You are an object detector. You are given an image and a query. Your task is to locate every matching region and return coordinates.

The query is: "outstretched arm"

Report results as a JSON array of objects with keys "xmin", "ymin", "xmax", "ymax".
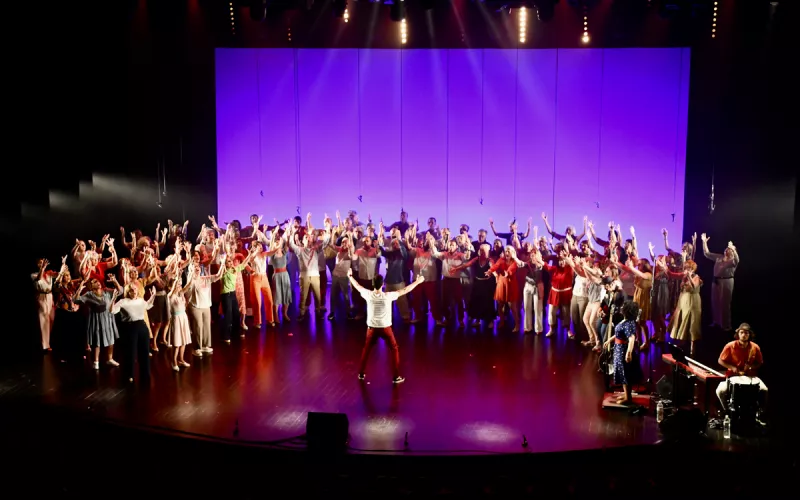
[
  {"xmin": 347, "ymin": 269, "xmax": 367, "ymax": 295},
  {"xmin": 396, "ymin": 275, "xmax": 425, "ymax": 297},
  {"xmin": 541, "ymin": 212, "xmax": 564, "ymax": 240},
  {"xmin": 701, "ymin": 233, "xmax": 723, "ymax": 261}
]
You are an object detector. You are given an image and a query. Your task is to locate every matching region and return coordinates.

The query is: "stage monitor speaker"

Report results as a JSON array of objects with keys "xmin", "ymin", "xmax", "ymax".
[
  {"xmin": 659, "ymin": 407, "xmax": 708, "ymax": 442},
  {"xmin": 306, "ymin": 412, "xmax": 349, "ymax": 452}
]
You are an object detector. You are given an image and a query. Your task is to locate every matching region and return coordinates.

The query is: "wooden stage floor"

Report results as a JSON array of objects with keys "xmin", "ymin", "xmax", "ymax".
[{"xmin": 0, "ymin": 313, "xmax": 689, "ymax": 455}]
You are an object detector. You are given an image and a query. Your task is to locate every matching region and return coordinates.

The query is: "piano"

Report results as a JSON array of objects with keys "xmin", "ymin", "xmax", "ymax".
[{"xmin": 662, "ymin": 352, "xmax": 725, "ymax": 413}]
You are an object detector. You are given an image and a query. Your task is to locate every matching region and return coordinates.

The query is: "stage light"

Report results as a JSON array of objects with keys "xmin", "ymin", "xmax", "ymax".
[
  {"xmin": 519, "ymin": 6, "xmax": 527, "ymax": 44},
  {"xmin": 582, "ymin": 7, "xmax": 589, "ymax": 45},
  {"xmin": 401, "ymin": 17, "xmax": 407, "ymax": 44},
  {"xmin": 344, "ymin": 8, "xmax": 349, "ymax": 22},
  {"xmin": 711, "ymin": 1, "xmax": 718, "ymax": 38},
  {"xmin": 229, "ymin": 2, "xmax": 235, "ymax": 35}
]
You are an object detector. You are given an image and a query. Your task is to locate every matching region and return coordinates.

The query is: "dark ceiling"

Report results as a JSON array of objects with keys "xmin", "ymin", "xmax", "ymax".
[{"xmin": 142, "ymin": 0, "xmax": 784, "ymax": 50}]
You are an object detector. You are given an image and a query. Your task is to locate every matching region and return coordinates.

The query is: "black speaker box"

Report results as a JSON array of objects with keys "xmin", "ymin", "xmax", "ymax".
[{"xmin": 306, "ymin": 412, "xmax": 349, "ymax": 452}]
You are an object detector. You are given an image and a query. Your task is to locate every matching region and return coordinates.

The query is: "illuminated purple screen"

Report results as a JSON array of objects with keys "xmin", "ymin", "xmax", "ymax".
[{"xmin": 216, "ymin": 48, "xmax": 689, "ymax": 248}]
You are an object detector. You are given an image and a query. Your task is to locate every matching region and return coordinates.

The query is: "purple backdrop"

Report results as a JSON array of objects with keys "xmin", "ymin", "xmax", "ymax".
[{"xmin": 216, "ymin": 48, "xmax": 689, "ymax": 249}]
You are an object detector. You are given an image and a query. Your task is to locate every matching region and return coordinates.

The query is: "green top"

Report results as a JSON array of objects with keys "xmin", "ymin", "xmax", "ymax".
[{"xmin": 221, "ymin": 264, "xmax": 245, "ymax": 294}]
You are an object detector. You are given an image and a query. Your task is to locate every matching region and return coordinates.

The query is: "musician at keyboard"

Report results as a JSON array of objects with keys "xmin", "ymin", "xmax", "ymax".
[{"xmin": 716, "ymin": 323, "xmax": 767, "ymax": 413}]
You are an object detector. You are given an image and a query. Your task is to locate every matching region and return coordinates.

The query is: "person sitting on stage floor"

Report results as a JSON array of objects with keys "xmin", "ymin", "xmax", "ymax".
[
  {"xmin": 347, "ymin": 269, "xmax": 424, "ymax": 384},
  {"xmin": 716, "ymin": 323, "xmax": 767, "ymax": 414},
  {"xmin": 603, "ymin": 300, "xmax": 642, "ymax": 405}
]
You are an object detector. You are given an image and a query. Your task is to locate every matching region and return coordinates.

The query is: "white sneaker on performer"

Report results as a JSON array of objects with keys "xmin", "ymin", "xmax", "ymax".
[
  {"xmin": 393, "ymin": 376, "xmax": 405, "ymax": 384},
  {"xmin": 106, "ymin": 359, "xmax": 119, "ymax": 367},
  {"xmin": 202, "ymin": 347, "xmax": 213, "ymax": 353},
  {"xmin": 193, "ymin": 349, "xmax": 203, "ymax": 357}
]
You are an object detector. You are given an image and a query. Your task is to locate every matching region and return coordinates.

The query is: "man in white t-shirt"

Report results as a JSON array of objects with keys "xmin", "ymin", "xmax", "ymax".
[{"xmin": 347, "ymin": 269, "xmax": 424, "ymax": 384}]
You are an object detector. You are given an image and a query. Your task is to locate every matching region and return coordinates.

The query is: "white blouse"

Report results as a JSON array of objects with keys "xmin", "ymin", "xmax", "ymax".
[{"xmin": 111, "ymin": 298, "xmax": 154, "ymax": 322}]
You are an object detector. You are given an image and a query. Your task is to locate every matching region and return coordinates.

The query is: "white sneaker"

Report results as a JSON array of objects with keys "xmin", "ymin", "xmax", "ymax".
[
  {"xmin": 106, "ymin": 359, "xmax": 119, "ymax": 367},
  {"xmin": 193, "ymin": 349, "xmax": 203, "ymax": 357},
  {"xmin": 172, "ymin": 365, "xmax": 179, "ymax": 372},
  {"xmin": 92, "ymin": 361, "xmax": 99, "ymax": 370},
  {"xmin": 202, "ymin": 347, "xmax": 213, "ymax": 353}
]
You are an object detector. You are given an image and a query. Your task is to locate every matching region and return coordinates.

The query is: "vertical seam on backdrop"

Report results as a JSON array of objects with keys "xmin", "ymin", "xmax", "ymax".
[
  {"xmin": 446, "ymin": 50, "xmax": 450, "ymax": 227},
  {"xmin": 255, "ymin": 51, "xmax": 264, "ymax": 195},
  {"xmin": 294, "ymin": 49, "xmax": 302, "ymax": 213},
  {"xmin": 480, "ymin": 50, "xmax": 485, "ymax": 207},
  {"xmin": 513, "ymin": 46, "xmax": 520, "ymax": 219},
  {"xmin": 672, "ymin": 48, "xmax": 684, "ymax": 216},
  {"xmin": 400, "ymin": 49, "xmax": 404, "ymax": 210},
  {"xmin": 357, "ymin": 49, "xmax": 362, "ymax": 200},
  {"xmin": 597, "ymin": 50, "xmax": 605, "ymax": 207},
  {"xmin": 552, "ymin": 49, "xmax": 559, "ymax": 223}
]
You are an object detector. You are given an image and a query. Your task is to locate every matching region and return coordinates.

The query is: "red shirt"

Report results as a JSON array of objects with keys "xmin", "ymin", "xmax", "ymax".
[
  {"xmin": 720, "ymin": 340, "xmax": 763, "ymax": 377},
  {"xmin": 543, "ymin": 263, "xmax": 575, "ymax": 307},
  {"xmin": 89, "ymin": 261, "xmax": 110, "ymax": 283}
]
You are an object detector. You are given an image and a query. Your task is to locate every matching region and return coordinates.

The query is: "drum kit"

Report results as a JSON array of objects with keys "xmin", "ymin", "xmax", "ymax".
[{"xmin": 726, "ymin": 375, "xmax": 761, "ymax": 431}]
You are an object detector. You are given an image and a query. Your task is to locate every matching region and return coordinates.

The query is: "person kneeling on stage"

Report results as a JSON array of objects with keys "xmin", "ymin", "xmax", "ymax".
[
  {"xmin": 604, "ymin": 300, "xmax": 642, "ymax": 405},
  {"xmin": 716, "ymin": 323, "xmax": 767, "ymax": 414},
  {"xmin": 348, "ymin": 269, "xmax": 424, "ymax": 384}
]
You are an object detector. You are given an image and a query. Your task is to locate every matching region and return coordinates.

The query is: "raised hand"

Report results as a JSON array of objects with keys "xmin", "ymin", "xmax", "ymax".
[
  {"xmin": 728, "ymin": 241, "xmax": 735, "ymax": 249},
  {"xmin": 61, "ymin": 255, "xmax": 67, "ymax": 265},
  {"xmin": 662, "ymin": 228, "xmax": 668, "ymax": 236},
  {"xmin": 629, "ymin": 226, "xmax": 635, "ymax": 235},
  {"xmin": 648, "ymin": 242, "xmax": 654, "ymax": 253},
  {"xmin": 701, "ymin": 233, "xmax": 708, "ymax": 242},
  {"xmin": 541, "ymin": 212, "xmax": 547, "ymax": 220},
  {"xmin": 587, "ymin": 220, "xmax": 594, "ymax": 229}
]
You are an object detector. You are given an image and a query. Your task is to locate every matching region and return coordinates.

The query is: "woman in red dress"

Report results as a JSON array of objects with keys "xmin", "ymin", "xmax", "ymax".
[
  {"xmin": 542, "ymin": 246, "xmax": 575, "ymax": 337},
  {"xmin": 487, "ymin": 246, "xmax": 521, "ymax": 332}
]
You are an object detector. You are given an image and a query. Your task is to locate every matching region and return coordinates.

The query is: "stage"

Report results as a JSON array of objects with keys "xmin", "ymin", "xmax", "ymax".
[{"xmin": 0, "ymin": 310, "xmax": 766, "ymax": 456}]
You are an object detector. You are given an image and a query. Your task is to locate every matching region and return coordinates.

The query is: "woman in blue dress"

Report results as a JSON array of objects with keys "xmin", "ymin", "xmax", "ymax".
[
  {"xmin": 605, "ymin": 300, "xmax": 642, "ymax": 405},
  {"xmin": 269, "ymin": 228, "xmax": 293, "ymax": 323}
]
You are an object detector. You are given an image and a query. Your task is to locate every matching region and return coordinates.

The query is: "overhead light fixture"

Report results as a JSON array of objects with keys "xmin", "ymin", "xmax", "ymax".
[
  {"xmin": 582, "ymin": 5, "xmax": 590, "ymax": 44},
  {"xmin": 711, "ymin": 1, "xmax": 718, "ymax": 38}
]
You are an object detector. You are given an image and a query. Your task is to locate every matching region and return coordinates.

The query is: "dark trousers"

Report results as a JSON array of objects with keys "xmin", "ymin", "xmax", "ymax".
[
  {"xmin": 359, "ymin": 326, "xmax": 400, "ymax": 379},
  {"xmin": 221, "ymin": 292, "xmax": 239, "ymax": 341},
  {"xmin": 122, "ymin": 320, "xmax": 150, "ymax": 382}
]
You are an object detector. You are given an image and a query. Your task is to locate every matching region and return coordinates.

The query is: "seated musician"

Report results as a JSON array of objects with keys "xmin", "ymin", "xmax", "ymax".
[{"xmin": 715, "ymin": 322, "xmax": 767, "ymax": 413}]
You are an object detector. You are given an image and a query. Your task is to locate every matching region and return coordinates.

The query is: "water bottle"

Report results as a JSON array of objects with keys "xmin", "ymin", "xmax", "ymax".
[
  {"xmin": 723, "ymin": 415, "xmax": 731, "ymax": 439},
  {"xmin": 656, "ymin": 401, "xmax": 664, "ymax": 423}
]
